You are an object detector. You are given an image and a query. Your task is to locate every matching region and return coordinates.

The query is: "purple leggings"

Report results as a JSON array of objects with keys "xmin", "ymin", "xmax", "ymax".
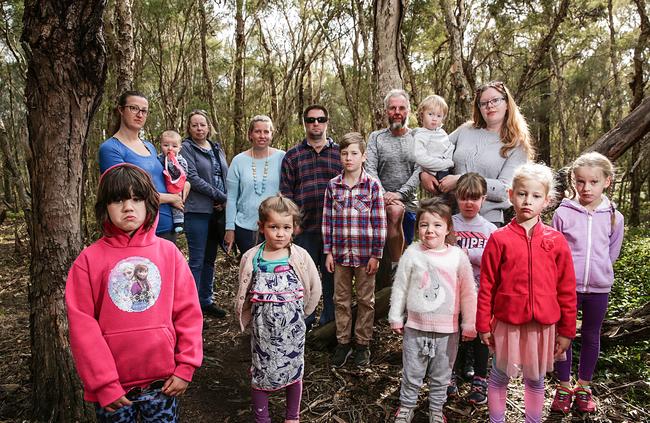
[
  {"xmin": 554, "ymin": 292, "xmax": 609, "ymax": 382},
  {"xmin": 251, "ymin": 380, "xmax": 302, "ymax": 423}
]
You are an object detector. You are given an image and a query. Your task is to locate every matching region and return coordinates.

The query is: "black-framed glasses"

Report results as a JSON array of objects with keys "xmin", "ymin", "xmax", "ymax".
[
  {"xmin": 122, "ymin": 105, "xmax": 149, "ymax": 116},
  {"xmin": 125, "ymin": 379, "xmax": 165, "ymax": 402},
  {"xmin": 478, "ymin": 97, "xmax": 506, "ymax": 109},
  {"xmin": 304, "ymin": 116, "xmax": 328, "ymax": 124}
]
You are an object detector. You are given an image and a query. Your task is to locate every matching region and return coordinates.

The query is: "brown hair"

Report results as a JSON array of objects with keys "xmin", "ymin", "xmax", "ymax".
[
  {"xmin": 456, "ymin": 172, "xmax": 487, "ymax": 200},
  {"xmin": 416, "ymin": 197, "xmax": 456, "ymax": 245},
  {"xmin": 95, "ymin": 164, "xmax": 159, "ymax": 234},
  {"xmin": 339, "ymin": 132, "xmax": 366, "ymax": 153},
  {"xmin": 110, "ymin": 90, "xmax": 148, "ymax": 135},
  {"xmin": 258, "ymin": 194, "xmax": 302, "ymax": 229},
  {"xmin": 185, "ymin": 109, "xmax": 214, "ymax": 139},
  {"xmin": 471, "ymin": 81, "xmax": 535, "ymax": 160}
]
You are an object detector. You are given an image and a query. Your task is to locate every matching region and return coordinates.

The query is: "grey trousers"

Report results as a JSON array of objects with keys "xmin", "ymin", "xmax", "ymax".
[{"xmin": 400, "ymin": 327, "xmax": 459, "ymax": 413}]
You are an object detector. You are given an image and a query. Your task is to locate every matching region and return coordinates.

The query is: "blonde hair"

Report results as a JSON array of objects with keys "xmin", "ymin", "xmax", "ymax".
[
  {"xmin": 416, "ymin": 197, "xmax": 456, "ymax": 245},
  {"xmin": 472, "ymin": 81, "xmax": 535, "ymax": 160},
  {"xmin": 512, "ymin": 163, "xmax": 556, "ymax": 200},
  {"xmin": 185, "ymin": 109, "xmax": 214, "ymax": 139},
  {"xmin": 417, "ymin": 95, "xmax": 448, "ymax": 124},
  {"xmin": 258, "ymin": 194, "xmax": 302, "ymax": 229},
  {"xmin": 160, "ymin": 130, "xmax": 182, "ymax": 145},
  {"xmin": 570, "ymin": 151, "xmax": 617, "ymax": 229},
  {"xmin": 248, "ymin": 115, "xmax": 274, "ymax": 134},
  {"xmin": 339, "ymin": 132, "xmax": 366, "ymax": 153}
]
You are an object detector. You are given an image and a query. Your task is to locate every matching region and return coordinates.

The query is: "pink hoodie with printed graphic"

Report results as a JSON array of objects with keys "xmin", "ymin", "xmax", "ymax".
[{"xmin": 65, "ymin": 218, "xmax": 203, "ymax": 407}]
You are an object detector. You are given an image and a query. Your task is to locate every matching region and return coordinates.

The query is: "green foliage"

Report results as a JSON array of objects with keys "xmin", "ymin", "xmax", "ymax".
[{"xmin": 609, "ymin": 225, "xmax": 650, "ymax": 318}]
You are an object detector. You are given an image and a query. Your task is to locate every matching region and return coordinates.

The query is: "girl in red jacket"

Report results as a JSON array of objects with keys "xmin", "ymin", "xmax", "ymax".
[
  {"xmin": 477, "ymin": 163, "xmax": 576, "ymax": 423},
  {"xmin": 66, "ymin": 164, "xmax": 203, "ymax": 422}
]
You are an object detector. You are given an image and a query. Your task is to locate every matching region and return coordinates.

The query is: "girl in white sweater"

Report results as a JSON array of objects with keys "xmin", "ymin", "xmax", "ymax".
[{"xmin": 389, "ymin": 198, "xmax": 477, "ymax": 423}]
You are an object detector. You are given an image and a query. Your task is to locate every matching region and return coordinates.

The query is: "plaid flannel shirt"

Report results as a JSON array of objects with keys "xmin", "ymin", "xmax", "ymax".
[
  {"xmin": 322, "ymin": 170, "xmax": 387, "ymax": 267},
  {"xmin": 280, "ymin": 138, "xmax": 342, "ymax": 233}
]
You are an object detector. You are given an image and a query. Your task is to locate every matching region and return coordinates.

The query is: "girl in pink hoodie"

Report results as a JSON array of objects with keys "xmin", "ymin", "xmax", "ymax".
[
  {"xmin": 66, "ymin": 164, "xmax": 203, "ymax": 422},
  {"xmin": 551, "ymin": 152, "xmax": 624, "ymax": 415}
]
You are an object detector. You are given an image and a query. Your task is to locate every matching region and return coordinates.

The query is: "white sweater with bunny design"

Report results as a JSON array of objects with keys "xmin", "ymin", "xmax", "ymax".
[{"xmin": 388, "ymin": 242, "xmax": 477, "ymax": 338}]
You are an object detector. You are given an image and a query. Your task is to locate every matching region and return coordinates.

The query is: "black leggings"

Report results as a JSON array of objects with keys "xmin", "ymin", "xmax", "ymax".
[{"xmin": 455, "ymin": 337, "xmax": 490, "ymax": 378}]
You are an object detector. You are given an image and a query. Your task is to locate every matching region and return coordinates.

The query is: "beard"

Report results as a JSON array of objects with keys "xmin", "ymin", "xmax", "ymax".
[{"xmin": 389, "ymin": 116, "xmax": 406, "ymax": 131}]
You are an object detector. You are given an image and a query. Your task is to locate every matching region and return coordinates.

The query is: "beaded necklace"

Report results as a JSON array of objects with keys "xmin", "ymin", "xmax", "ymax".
[{"xmin": 251, "ymin": 147, "xmax": 270, "ymax": 196}]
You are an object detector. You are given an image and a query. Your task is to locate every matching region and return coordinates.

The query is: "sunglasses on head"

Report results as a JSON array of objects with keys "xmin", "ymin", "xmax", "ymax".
[
  {"xmin": 304, "ymin": 116, "xmax": 328, "ymax": 124},
  {"xmin": 125, "ymin": 379, "xmax": 165, "ymax": 402}
]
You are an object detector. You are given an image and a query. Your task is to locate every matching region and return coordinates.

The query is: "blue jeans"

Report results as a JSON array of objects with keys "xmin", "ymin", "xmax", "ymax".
[
  {"xmin": 294, "ymin": 232, "xmax": 334, "ymax": 327},
  {"xmin": 235, "ymin": 225, "xmax": 262, "ymax": 256},
  {"xmin": 185, "ymin": 211, "xmax": 225, "ymax": 307},
  {"xmin": 95, "ymin": 392, "xmax": 178, "ymax": 422},
  {"xmin": 402, "ymin": 211, "xmax": 416, "ymax": 246}
]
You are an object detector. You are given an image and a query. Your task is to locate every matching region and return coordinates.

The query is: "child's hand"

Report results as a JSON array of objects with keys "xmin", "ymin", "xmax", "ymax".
[
  {"xmin": 391, "ymin": 326, "xmax": 403, "ymax": 335},
  {"xmin": 162, "ymin": 375, "xmax": 189, "ymax": 397},
  {"xmin": 104, "ymin": 396, "xmax": 132, "ymax": 412},
  {"xmin": 479, "ymin": 332, "xmax": 494, "ymax": 348},
  {"xmin": 461, "ymin": 334, "xmax": 475, "ymax": 342},
  {"xmin": 554, "ymin": 335, "xmax": 571, "ymax": 360},
  {"xmin": 366, "ymin": 257, "xmax": 380, "ymax": 275},
  {"xmin": 325, "ymin": 254, "xmax": 335, "ymax": 273}
]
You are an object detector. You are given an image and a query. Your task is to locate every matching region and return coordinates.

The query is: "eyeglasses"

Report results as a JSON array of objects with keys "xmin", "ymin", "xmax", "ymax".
[
  {"xmin": 304, "ymin": 116, "xmax": 328, "ymax": 124},
  {"xmin": 478, "ymin": 97, "xmax": 506, "ymax": 109},
  {"xmin": 123, "ymin": 105, "xmax": 149, "ymax": 116},
  {"xmin": 125, "ymin": 379, "xmax": 165, "ymax": 402}
]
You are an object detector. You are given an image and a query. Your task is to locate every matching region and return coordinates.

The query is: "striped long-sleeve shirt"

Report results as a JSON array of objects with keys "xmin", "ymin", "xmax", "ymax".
[
  {"xmin": 322, "ymin": 170, "xmax": 387, "ymax": 267},
  {"xmin": 280, "ymin": 138, "xmax": 342, "ymax": 233}
]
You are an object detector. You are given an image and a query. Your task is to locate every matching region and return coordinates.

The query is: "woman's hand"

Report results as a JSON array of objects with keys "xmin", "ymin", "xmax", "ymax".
[
  {"xmin": 160, "ymin": 193, "xmax": 184, "ymax": 210},
  {"xmin": 104, "ymin": 396, "xmax": 132, "ymax": 412},
  {"xmin": 213, "ymin": 202, "xmax": 224, "ymax": 212},
  {"xmin": 224, "ymin": 230, "xmax": 235, "ymax": 253},
  {"xmin": 438, "ymin": 174, "xmax": 461, "ymax": 193}
]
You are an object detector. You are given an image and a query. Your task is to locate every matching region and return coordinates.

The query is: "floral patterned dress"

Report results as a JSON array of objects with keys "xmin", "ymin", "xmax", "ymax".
[{"xmin": 249, "ymin": 243, "xmax": 306, "ymax": 390}]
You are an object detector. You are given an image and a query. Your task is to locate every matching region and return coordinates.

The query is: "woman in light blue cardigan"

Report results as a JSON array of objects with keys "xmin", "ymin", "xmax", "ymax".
[{"xmin": 225, "ymin": 115, "xmax": 285, "ymax": 255}]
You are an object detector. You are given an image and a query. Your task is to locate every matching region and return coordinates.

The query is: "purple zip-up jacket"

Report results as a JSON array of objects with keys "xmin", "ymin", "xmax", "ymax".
[{"xmin": 551, "ymin": 197, "xmax": 624, "ymax": 294}]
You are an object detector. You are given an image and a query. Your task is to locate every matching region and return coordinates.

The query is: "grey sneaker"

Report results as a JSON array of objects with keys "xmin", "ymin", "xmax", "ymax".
[
  {"xmin": 353, "ymin": 345, "xmax": 371, "ymax": 367},
  {"xmin": 331, "ymin": 343, "xmax": 353, "ymax": 367},
  {"xmin": 429, "ymin": 412, "xmax": 447, "ymax": 423},
  {"xmin": 394, "ymin": 406, "xmax": 415, "ymax": 423}
]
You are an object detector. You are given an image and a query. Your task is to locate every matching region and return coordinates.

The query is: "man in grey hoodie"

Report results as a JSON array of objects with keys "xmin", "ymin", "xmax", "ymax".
[{"xmin": 365, "ymin": 89, "xmax": 421, "ymax": 270}]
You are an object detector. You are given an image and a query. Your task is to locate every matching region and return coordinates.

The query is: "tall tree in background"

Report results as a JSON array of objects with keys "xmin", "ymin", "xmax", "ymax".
[
  {"xmin": 21, "ymin": 0, "xmax": 107, "ymax": 420},
  {"xmin": 114, "ymin": 0, "xmax": 135, "ymax": 94},
  {"xmin": 233, "ymin": 0, "xmax": 246, "ymax": 155},
  {"xmin": 372, "ymin": 0, "xmax": 405, "ymax": 128}
]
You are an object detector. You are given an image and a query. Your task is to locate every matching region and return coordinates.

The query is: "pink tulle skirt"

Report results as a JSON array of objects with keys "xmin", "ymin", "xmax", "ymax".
[{"xmin": 492, "ymin": 319, "xmax": 565, "ymax": 381}]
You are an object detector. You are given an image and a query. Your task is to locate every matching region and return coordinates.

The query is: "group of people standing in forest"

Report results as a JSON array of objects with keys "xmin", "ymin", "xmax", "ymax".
[{"xmin": 64, "ymin": 81, "xmax": 624, "ymax": 423}]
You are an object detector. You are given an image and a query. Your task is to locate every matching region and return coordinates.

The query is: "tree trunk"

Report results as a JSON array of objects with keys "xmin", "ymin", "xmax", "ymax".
[
  {"xmin": 372, "ymin": 0, "xmax": 405, "ymax": 129},
  {"xmin": 439, "ymin": 0, "xmax": 471, "ymax": 128},
  {"xmin": 114, "ymin": 0, "xmax": 135, "ymax": 94},
  {"xmin": 21, "ymin": 0, "xmax": 107, "ymax": 420},
  {"xmin": 233, "ymin": 0, "xmax": 246, "ymax": 156},
  {"xmin": 199, "ymin": 2, "xmax": 221, "ymax": 154},
  {"xmin": 535, "ymin": 56, "xmax": 552, "ymax": 165}
]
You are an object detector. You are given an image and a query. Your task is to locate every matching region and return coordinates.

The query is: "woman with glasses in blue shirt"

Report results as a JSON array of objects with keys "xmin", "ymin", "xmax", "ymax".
[{"xmin": 99, "ymin": 91, "xmax": 183, "ymax": 242}]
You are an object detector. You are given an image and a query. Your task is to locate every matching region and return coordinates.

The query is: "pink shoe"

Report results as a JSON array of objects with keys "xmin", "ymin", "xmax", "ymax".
[
  {"xmin": 573, "ymin": 386, "xmax": 596, "ymax": 413},
  {"xmin": 550, "ymin": 386, "xmax": 573, "ymax": 414}
]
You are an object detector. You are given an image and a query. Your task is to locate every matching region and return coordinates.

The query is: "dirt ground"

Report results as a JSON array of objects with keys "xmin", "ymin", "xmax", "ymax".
[{"xmin": 0, "ymin": 222, "xmax": 647, "ymax": 422}]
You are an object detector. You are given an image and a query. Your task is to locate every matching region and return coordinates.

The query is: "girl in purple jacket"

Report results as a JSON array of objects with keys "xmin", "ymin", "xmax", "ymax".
[{"xmin": 550, "ymin": 152, "xmax": 624, "ymax": 415}]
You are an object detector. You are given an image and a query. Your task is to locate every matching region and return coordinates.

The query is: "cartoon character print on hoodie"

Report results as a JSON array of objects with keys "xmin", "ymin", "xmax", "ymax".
[
  {"xmin": 420, "ymin": 262, "xmax": 447, "ymax": 312},
  {"xmin": 109, "ymin": 257, "xmax": 161, "ymax": 312}
]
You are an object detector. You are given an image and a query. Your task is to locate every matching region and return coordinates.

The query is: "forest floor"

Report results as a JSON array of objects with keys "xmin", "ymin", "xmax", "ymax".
[{"xmin": 0, "ymin": 219, "xmax": 648, "ymax": 422}]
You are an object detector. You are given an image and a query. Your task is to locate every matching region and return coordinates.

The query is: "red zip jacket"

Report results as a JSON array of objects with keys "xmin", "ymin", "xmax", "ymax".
[
  {"xmin": 476, "ymin": 218, "xmax": 577, "ymax": 339},
  {"xmin": 65, "ymin": 218, "xmax": 203, "ymax": 407}
]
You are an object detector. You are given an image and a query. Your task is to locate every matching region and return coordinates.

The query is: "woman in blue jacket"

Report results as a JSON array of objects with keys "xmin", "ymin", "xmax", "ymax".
[{"xmin": 182, "ymin": 109, "xmax": 229, "ymax": 318}]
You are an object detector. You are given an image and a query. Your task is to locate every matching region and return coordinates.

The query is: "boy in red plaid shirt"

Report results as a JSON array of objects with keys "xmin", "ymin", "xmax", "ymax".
[{"xmin": 322, "ymin": 132, "xmax": 387, "ymax": 368}]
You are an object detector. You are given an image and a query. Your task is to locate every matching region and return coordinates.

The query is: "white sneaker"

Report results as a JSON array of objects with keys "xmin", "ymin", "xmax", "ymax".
[{"xmin": 394, "ymin": 406, "xmax": 415, "ymax": 423}]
